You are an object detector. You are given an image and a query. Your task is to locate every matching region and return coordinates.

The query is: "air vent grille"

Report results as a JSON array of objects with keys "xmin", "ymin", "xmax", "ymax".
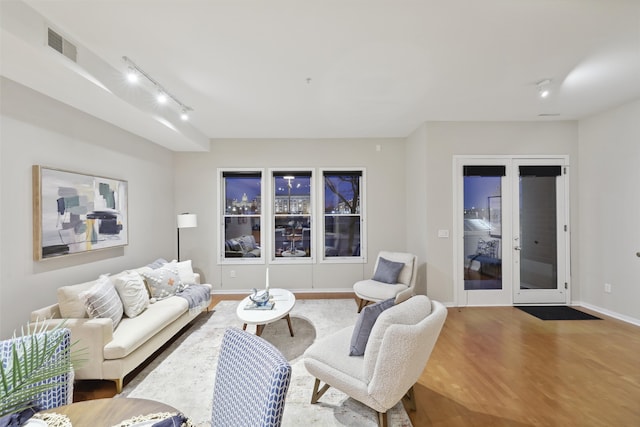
[{"xmin": 47, "ymin": 28, "xmax": 77, "ymax": 62}]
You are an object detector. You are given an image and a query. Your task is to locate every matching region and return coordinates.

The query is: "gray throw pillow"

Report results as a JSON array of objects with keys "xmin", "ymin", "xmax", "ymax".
[
  {"xmin": 372, "ymin": 257, "xmax": 405, "ymax": 284},
  {"xmin": 349, "ymin": 298, "xmax": 395, "ymax": 356},
  {"xmin": 79, "ymin": 275, "xmax": 124, "ymax": 328}
]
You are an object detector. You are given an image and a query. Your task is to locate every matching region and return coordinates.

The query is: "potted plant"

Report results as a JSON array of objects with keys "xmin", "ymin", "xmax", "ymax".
[{"xmin": 0, "ymin": 322, "xmax": 81, "ymax": 418}]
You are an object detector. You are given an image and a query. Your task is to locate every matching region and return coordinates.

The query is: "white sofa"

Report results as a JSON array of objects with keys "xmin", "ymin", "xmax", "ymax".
[{"xmin": 29, "ymin": 262, "xmax": 211, "ymax": 393}]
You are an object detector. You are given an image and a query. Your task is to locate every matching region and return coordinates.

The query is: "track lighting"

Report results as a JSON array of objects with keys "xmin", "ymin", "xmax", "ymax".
[
  {"xmin": 156, "ymin": 92, "xmax": 167, "ymax": 104},
  {"xmin": 122, "ymin": 56, "xmax": 193, "ymax": 120},
  {"xmin": 537, "ymin": 79, "xmax": 552, "ymax": 98},
  {"xmin": 126, "ymin": 67, "xmax": 139, "ymax": 83}
]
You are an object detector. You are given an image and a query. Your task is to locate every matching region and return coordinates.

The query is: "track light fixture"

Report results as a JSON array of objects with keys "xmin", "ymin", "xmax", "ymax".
[
  {"xmin": 537, "ymin": 79, "xmax": 552, "ymax": 98},
  {"xmin": 122, "ymin": 56, "xmax": 193, "ymax": 119}
]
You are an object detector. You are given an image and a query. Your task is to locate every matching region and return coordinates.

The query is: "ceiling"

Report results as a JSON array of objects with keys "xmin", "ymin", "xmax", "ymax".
[{"xmin": 1, "ymin": 0, "xmax": 639, "ymax": 151}]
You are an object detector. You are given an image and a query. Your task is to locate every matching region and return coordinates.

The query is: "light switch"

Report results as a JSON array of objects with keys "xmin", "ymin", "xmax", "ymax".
[{"xmin": 438, "ymin": 229, "xmax": 449, "ymax": 238}]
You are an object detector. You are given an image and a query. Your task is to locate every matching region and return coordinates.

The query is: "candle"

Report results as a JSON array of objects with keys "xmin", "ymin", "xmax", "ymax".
[{"xmin": 265, "ymin": 268, "xmax": 270, "ymax": 292}]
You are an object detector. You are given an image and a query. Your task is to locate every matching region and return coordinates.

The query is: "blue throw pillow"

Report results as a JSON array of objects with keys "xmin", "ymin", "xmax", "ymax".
[
  {"xmin": 372, "ymin": 257, "xmax": 405, "ymax": 284},
  {"xmin": 349, "ymin": 298, "xmax": 395, "ymax": 356}
]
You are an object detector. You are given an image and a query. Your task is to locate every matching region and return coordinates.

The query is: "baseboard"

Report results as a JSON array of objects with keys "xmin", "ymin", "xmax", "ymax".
[
  {"xmin": 575, "ymin": 301, "xmax": 640, "ymax": 327},
  {"xmin": 212, "ymin": 288, "xmax": 356, "ymax": 297}
]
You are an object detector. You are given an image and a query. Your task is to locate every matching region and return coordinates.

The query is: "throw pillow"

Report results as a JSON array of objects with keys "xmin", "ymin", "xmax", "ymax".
[
  {"xmin": 146, "ymin": 258, "xmax": 169, "ymax": 269},
  {"xmin": 349, "ymin": 297, "xmax": 395, "ymax": 356},
  {"xmin": 176, "ymin": 260, "xmax": 197, "ymax": 285},
  {"xmin": 79, "ymin": 275, "xmax": 124, "ymax": 328},
  {"xmin": 142, "ymin": 261, "xmax": 184, "ymax": 300},
  {"xmin": 372, "ymin": 257, "xmax": 405, "ymax": 284},
  {"xmin": 114, "ymin": 271, "xmax": 149, "ymax": 318}
]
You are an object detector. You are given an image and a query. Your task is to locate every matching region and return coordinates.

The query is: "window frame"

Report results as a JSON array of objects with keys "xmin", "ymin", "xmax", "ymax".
[
  {"xmin": 319, "ymin": 168, "xmax": 367, "ymax": 264},
  {"xmin": 270, "ymin": 168, "xmax": 315, "ymax": 264},
  {"xmin": 218, "ymin": 168, "xmax": 265, "ymax": 265}
]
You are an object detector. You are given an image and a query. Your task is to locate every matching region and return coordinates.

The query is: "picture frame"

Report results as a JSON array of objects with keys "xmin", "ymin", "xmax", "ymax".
[
  {"xmin": 32, "ymin": 165, "xmax": 128, "ymax": 260},
  {"xmin": 488, "ymin": 195, "xmax": 501, "ymax": 237}
]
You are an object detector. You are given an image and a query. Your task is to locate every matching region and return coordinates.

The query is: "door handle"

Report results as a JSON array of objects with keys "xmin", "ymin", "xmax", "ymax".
[{"xmin": 514, "ymin": 246, "xmax": 521, "ymax": 251}]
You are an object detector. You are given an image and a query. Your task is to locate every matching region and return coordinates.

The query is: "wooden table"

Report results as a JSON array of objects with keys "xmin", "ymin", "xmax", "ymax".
[{"xmin": 42, "ymin": 397, "xmax": 179, "ymax": 426}]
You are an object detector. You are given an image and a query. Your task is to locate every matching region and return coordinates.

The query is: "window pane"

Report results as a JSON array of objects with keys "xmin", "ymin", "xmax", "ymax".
[
  {"xmin": 324, "ymin": 216, "xmax": 361, "ymax": 257},
  {"xmin": 273, "ymin": 172, "xmax": 312, "ymax": 258},
  {"xmin": 224, "ymin": 176, "xmax": 261, "ymax": 215},
  {"xmin": 324, "ymin": 173, "xmax": 361, "ymax": 214},
  {"xmin": 463, "ymin": 175, "xmax": 502, "ymax": 290},
  {"xmin": 274, "ymin": 173, "xmax": 311, "ymax": 214},
  {"xmin": 323, "ymin": 171, "xmax": 362, "ymax": 258},
  {"xmin": 224, "ymin": 217, "xmax": 261, "ymax": 258},
  {"xmin": 274, "ymin": 215, "xmax": 311, "ymax": 258},
  {"xmin": 222, "ymin": 172, "xmax": 262, "ymax": 261}
]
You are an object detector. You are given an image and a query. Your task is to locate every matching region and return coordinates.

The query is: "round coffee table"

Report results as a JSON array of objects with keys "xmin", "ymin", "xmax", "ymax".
[
  {"xmin": 41, "ymin": 397, "xmax": 179, "ymax": 426},
  {"xmin": 236, "ymin": 288, "xmax": 296, "ymax": 337}
]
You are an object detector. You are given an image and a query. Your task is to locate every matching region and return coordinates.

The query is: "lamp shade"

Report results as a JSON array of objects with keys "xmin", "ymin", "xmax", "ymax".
[{"xmin": 177, "ymin": 213, "xmax": 197, "ymax": 229}]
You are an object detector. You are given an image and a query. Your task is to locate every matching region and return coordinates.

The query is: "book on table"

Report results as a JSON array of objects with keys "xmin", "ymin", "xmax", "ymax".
[{"xmin": 244, "ymin": 301, "xmax": 275, "ymax": 310}]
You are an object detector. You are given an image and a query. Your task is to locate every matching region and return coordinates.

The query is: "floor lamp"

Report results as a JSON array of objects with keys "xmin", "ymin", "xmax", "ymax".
[{"xmin": 177, "ymin": 213, "xmax": 197, "ymax": 261}]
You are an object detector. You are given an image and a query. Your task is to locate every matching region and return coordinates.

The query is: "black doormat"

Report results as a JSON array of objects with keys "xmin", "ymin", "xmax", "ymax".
[{"xmin": 516, "ymin": 305, "xmax": 601, "ymax": 321}]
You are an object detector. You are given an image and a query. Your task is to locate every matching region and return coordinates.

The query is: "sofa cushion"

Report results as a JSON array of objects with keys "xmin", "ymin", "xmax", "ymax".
[
  {"xmin": 141, "ymin": 261, "xmax": 185, "ymax": 300},
  {"xmin": 304, "ymin": 326, "xmax": 368, "ymax": 383},
  {"xmin": 114, "ymin": 271, "xmax": 149, "ymax": 318},
  {"xmin": 349, "ymin": 298, "xmax": 395, "ymax": 356},
  {"xmin": 104, "ymin": 296, "xmax": 189, "ymax": 359},
  {"xmin": 57, "ymin": 280, "xmax": 97, "ymax": 318},
  {"xmin": 372, "ymin": 257, "xmax": 405, "ymax": 284},
  {"xmin": 79, "ymin": 275, "xmax": 124, "ymax": 328},
  {"xmin": 176, "ymin": 260, "xmax": 197, "ymax": 285}
]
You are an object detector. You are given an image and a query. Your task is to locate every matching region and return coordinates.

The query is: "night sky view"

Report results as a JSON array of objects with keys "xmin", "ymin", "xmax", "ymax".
[{"xmin": 464, "ymin": 176, "xmax": 501, "ymax": 209}]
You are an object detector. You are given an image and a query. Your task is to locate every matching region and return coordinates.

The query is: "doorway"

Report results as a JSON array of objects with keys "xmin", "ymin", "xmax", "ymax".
[{"xmin": 455, "ymin": 156, "xmax": 570, "ymax": 306}]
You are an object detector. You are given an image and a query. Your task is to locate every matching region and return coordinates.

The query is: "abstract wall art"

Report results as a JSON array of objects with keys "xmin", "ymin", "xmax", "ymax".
[{"xmin": 33, "ymin": 165, "xmax": 128, "ymax": 260}]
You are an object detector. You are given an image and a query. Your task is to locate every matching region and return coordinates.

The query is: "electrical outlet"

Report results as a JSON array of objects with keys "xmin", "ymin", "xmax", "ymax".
[
  {"xmin": 230, "ymin": 270, "xmax": 236, "ymax": 278},
  {"xmin": 604, "ymin": 283, "xmax": 612, "ymax": 293}
]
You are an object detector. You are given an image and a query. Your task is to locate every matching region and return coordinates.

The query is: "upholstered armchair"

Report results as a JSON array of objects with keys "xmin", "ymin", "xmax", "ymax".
[
  {"xmin": 303, "ymin": 295, "xmax": 447, "ymax": 427},
  {"xmin": 211, "ymin": 328, "xmax": 292, "ymax": 427},
  {"xmin": 354, "ymin": 251, "xmax": 418, "ymax": 312},
  {"xmin": 0, "ymin": 328, "xmax": 74, "ymax": 416}
]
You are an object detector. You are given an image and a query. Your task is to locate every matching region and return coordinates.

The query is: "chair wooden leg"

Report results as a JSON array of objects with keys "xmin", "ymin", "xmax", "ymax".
[
  {"xmin": 310, "ymin": 378, "xmax": 331, "ymax": 404},
  {"xmin": 357, "ymin": 298, "xmax": 370, "ymax": 313},
  {"xmin": 403, "ymin": 385, "xmax": 417, "ymax": 412},
  {"xmin": 113, "ymin": 378, "xmax": 123, "ymax": 394},
  {"xmin": 377, "ymin": 411, "xmax": 388, "ymax": 427}
]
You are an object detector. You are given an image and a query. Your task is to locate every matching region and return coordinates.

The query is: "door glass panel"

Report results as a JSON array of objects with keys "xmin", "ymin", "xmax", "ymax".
[
  {"xmin": 463, "ymin": 176, "xmax": 502, "ymax": 290},
  {"xmin": 519, "ymin": 174, "xmax": 557, "ymax": 290}
]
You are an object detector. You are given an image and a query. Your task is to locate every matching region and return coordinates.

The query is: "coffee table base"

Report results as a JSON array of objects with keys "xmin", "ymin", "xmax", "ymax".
[{"xmin": 243, "ymin": 313, "xmax": 294, "ymax": 337}]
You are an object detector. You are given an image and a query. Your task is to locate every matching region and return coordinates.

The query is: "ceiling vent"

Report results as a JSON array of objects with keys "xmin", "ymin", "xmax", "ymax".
[{"xmin": 47, "ymin": 28, "xmax": 77, "ymax": 62}]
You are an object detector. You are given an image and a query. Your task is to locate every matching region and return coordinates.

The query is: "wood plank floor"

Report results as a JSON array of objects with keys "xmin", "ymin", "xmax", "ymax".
[{"xmin": 74, "ymin": 295, "xmax": 640, "ymax": 426}]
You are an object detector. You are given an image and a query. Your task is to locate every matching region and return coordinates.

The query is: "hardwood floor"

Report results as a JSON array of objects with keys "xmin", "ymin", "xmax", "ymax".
[{"xmin": 74, "ymin": 295, "xmax": 640, "ymax": 426}]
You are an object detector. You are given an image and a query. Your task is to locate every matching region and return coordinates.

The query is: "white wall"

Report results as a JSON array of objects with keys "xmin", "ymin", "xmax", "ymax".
[
  {"xmin": 405, "ymin": 123, "xmax": 429, "ymax": 295},
  {"xmin": 407, "ymin": 121, "xmax": 579, "ymax": 303},
  {"xmin": 578, "ymin": 99, "xmax": 640, "ymax": 322},
  {"xmin": 174, "ymin": 138, "xmax": 406, "ymax": 293},
  {"xmin": 0, "ymin": 77, "xmax": 175, "ymax": 337}
]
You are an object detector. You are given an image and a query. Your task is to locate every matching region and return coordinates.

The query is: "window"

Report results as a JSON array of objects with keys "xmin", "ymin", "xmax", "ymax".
[
  {"xmin": 272, "ymin": 171, "xmax": 313, "ymax": 260},
  {"xmin": 322, "ymin": 170, "xmax": 365, "ymax": 260},
  {"xmin": 220, "ymin": 170, "xmax": 263, "ymax": 263}
]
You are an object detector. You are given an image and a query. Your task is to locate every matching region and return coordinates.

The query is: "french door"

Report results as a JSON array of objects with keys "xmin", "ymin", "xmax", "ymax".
[{"xmin": 455, "ymin": 156, "xmax": 570, "ymax": 306}]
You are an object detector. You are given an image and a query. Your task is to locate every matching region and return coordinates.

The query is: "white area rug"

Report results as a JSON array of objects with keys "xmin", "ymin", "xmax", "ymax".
[{"xmin": 117, "ymin": 299, "xmax": 412, "ymax": 427}]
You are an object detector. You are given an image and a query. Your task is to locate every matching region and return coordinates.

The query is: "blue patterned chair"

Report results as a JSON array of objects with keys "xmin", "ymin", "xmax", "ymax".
[
  {"xmin": 211, "ymin": 327, "xmax": 292, "ymax": 427},
  {"xmin": 0, "ymin": 328, "xmax": 73, "ymax": 413}
]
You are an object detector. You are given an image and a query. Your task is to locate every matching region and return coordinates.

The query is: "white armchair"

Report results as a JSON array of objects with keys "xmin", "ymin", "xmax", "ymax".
[
  {"xmin": 303, "ymin": 295, "xmax": 447, "ymax": 427},
  {"xmin": 354, "ymin": 251, "xmax": 418, "ymax": 312}
]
